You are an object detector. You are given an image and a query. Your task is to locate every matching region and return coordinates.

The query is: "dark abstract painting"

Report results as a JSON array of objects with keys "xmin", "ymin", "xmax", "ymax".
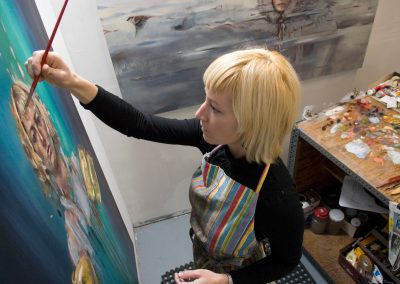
[{"xmin": 0, "ymin": 1, "xmax": 138, "ymax": 283}]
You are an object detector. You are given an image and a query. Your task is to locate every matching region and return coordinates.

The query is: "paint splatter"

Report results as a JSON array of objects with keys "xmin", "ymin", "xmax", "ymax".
[
  {"xmin": 324, "ymin": 106, "xmax": 344, "ymax": 116},
  {"xmin": 369, "ymin": 117, "xmax": 380, "ymax": 124},
  {"xmin": 345, "ymin": 139, "xmax": 371, "ymax": 158},
  {"xmin": 330, "ymin": 123, "xmax": 343, "ymax": 134},
  {"xmin": 387, "ymin": 150, "xmax": 400, "ymax": 165}
]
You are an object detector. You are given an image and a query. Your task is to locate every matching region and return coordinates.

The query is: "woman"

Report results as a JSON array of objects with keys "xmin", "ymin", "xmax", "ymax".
[{"xmin": 25, "ymin": 48, "xmax": 304, "ymax": 284}]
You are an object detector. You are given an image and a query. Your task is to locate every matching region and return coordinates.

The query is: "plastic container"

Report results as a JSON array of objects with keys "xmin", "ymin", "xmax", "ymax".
[
  {"xmin": 310, "ymin": 207, "xmax": 329, "ymax": 234},
  {"xmin": 350, "ymin": 217, "xmax": 361, "ymax": 228},
  {"xmin": 327, "ymin": 209, "xmax": 345, "ymax": 234}
]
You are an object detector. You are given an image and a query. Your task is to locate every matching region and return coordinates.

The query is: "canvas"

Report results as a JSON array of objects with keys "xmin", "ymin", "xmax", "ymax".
[
  {"xmin": 96, "ymin": 0, "xmax": 378, "ymax": 114},
  {"xmin": 0, "ymin": 1, "xmax": 138, "ymax": 283}
]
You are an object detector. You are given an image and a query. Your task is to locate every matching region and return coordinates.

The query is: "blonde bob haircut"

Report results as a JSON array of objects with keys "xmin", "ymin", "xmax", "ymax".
[{"xmin": 203, "ymin": 49, "xmax": 300, "ymax": 164}]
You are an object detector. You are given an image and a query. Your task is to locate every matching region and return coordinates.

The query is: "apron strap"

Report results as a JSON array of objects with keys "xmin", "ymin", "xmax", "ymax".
[{"xmin": 255, "ymin": 164, "xmax": 270, "ymax": 194}]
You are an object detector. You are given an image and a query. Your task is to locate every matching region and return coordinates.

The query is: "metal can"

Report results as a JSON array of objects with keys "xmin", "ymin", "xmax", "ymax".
[{"xmin": 310, "ymin": 207, "xmax": 329, "ymax": 234}]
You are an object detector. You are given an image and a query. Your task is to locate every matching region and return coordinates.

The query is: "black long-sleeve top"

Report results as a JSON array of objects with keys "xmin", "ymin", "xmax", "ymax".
[{"xmin": 82, "ymin": 86, "xmax": 304, "ymax": 284}]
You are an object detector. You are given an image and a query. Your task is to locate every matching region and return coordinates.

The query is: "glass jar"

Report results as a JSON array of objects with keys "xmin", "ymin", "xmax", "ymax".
[
  {"xmin": 327, "ymin": 209, "xmax": 344, "ymax": 234},
  {"xmin": 310, "ymin": 207, "xmax": 329, "ymax": 234}
]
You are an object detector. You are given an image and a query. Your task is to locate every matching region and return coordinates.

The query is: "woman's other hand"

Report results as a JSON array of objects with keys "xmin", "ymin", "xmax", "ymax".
[{"xmin": 174, "ymin": 269, "xmax": 229, "ymax": 284}]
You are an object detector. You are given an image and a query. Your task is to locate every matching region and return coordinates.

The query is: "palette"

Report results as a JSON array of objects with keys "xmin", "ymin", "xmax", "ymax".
[{"xmin": 297, "ymin": 80, "xmax": 400, "ymax": 202}]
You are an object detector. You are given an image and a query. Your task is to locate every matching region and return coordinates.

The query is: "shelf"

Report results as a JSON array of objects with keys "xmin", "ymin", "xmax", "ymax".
[{"xmin": 303, "ymin": 229, "xmax": 355, "ymax": 283}]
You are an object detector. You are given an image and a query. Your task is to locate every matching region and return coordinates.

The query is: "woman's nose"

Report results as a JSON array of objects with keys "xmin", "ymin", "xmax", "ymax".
[{"xmin": 195, "ymin": 102, "xmax": 208, "ymax": 120}]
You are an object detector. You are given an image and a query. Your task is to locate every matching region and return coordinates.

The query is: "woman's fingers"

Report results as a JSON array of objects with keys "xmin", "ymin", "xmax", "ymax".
[
  {"xmin": 24, "ymin": 51, "xmax": 73, "ymax": 88},
  {"xmin": 175, "ymin": 269, "xmax": 228, "ymax": 284},
  {"xmin": 174, "ymin": 270, "xmax": 199, "ymax": 283},
  {"xmin": 31, "ymin": 50, "xmax": 45, "ymax": 76},
  {"xmin": 24, "ymin": 50, "xmax": 45, "ymax": 79},
  {"xmin": 24, "ymin": 58, "xmax": 34, "ymax": 79},
  {"xmin": 178, "ymin": 269, "xmax": 203, "ymax": 279}
]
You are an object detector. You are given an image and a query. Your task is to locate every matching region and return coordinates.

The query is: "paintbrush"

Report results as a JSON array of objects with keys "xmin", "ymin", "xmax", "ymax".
[
  {"xmin": 22, "ymin": 0, "xmax": 69, "ymax": 116},
  {"xmin": 388, "ymin": 185, "xmax": 400, "ymax": 196},
  {"xmin": 377, "ymin": 175, "xmax": 400, "ymax": 189}
]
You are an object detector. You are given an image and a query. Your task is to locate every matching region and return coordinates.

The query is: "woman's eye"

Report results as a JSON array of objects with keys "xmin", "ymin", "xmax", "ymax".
[{"xmin": 211, "ymin": 105, "xmax": 219, "ymax": 113}]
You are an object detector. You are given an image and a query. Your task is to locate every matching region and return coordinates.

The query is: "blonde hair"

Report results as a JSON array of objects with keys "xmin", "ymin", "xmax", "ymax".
[{"xmin": 203, "ymin": 49, "xmax": 300, "ymax": 164}]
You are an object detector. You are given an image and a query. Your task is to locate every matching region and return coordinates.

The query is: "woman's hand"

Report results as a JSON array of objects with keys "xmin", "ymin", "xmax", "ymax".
[
  {"xmin": 25, "ymin": 51, "xmax": 74, "ymax": 90},
  {"xmin": 24, "ymin": 51, "xmax": 97, "ymax": 104},
  {"xmin": 174, "ymin": 269, "xmax": 228, "ymax": 284}
]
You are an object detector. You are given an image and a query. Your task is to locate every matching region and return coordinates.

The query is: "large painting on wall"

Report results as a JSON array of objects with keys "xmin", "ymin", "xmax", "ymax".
[
  {"xmin": 0, "ymin": 1, "xmax": 138, "ymax": 283},
  {"xmin": 96, "ymin": 0, "xmax": 378, "ymax": 114}
]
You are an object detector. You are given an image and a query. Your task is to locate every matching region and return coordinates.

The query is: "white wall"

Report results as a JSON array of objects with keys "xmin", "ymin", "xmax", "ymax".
[{"xmin": 38, "ymin": 0, "xmax": 400, "ymax": 227}]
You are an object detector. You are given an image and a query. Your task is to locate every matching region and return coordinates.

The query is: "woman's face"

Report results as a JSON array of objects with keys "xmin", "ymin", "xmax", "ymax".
[
  {"xmin": 272, "ymin": 0, "xmax": 290, "ymax": 12},
  {"xmin": 14, "ymin": 84, "xmax": 58, "ymax": 172},
  {"xmin": 195, "ymin": 89, "xmax": 241, "ymax": 148}
]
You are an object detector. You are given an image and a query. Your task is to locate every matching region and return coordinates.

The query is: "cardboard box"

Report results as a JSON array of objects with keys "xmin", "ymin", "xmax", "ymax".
[
  {"xmin": 338, "ymin": 242, "xmax": 366, "ymax": 283},
  {"xmin": 339, "ymin": 230, "xmax": 400, "ymax": 284}
]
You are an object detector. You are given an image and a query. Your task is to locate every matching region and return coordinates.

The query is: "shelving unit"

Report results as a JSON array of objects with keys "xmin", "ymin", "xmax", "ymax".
[
  {"xmin": 288, "ymin": 130, "xmax": 355, "ymax": 282},
  {"xmin": 288, "ymin": 97, "xmax": 400, "ymax": 282}
]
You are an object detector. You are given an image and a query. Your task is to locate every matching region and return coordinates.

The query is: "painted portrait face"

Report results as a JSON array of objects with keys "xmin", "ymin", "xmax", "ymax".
[
  {"xmin": 11, "ymin": 82, "xmax": 58, "ymax": 173},
  {"xmin": 272, "ymin": 0, "xmax": 290, "ymax": 12}
]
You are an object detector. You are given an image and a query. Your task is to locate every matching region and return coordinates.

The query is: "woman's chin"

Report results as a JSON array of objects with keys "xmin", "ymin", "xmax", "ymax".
[
  {"xmin": 202, "ymin": 133, "xmax": 218, "ymax": 145},
  {"xmin": 202, "ymin": 133, "xmax": 211, "ymax": 143}
]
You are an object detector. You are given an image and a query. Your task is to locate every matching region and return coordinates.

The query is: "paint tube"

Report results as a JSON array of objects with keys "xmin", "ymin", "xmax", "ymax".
[{"xmin": 371, "ymin": 265, "xmax": 383, "ymax": 284}]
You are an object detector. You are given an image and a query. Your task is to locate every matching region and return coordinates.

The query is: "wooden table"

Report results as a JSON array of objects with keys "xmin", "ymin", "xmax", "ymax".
[{"xmin": 289, "ymin": 97, "xmax": 400, "ymax": 205}]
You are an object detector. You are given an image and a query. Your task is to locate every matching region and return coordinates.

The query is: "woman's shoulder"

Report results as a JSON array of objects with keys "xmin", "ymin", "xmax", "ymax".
[
  {"xmin": 259, "ymin": 158, "xmax": 300, "ymax": 207},
  {"xmin": 267, "ymin": 158, "xmax": 295, "ymax": 190}
]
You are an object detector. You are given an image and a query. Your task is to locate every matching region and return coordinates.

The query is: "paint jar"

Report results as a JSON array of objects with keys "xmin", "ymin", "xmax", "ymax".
[
  {"xmin": 351, "ymin": 217, "xmax": 361, "ymax": 228},
  {"xmin": 327, "ymin": 209, "xmax": 345, "ymax": 235},
  {"xmin": 310, "ymin": 207, "xmax": 329, "ymax": 234}
]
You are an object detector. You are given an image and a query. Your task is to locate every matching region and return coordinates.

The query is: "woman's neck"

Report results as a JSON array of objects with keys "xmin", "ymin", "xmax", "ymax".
[{"xmin": 227, "ymin": 143, "xmax": 246, "ymax": 159}]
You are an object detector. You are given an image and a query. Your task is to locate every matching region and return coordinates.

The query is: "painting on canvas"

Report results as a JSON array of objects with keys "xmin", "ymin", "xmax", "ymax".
[
  {"xmin": 97, "ymin": 0, "xmax": 378, "ymax": 114},
  {"xmin": 0, "ymin": 1, "xmax": 138, "ymax": 283}
]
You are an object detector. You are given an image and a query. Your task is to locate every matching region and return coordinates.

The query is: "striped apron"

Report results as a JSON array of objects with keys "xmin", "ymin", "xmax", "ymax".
[{"xmin": 189, "ymin": 145, "xmax": 270, "ymax": 272}]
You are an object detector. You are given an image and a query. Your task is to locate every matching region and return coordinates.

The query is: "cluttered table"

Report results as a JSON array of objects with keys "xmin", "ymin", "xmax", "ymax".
[
  {"xmin": 288, "ymin": 74, "xmax": 400, "ymax": 283},
  {"xmin": 289, "ymin": 74, "xmax": 400, "ymax": 205}
]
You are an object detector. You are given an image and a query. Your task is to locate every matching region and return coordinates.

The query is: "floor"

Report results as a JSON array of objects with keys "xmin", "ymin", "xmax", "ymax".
[{"xmin": 135, "ymin": 213, "xmax": 332, "ymax": 284}]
